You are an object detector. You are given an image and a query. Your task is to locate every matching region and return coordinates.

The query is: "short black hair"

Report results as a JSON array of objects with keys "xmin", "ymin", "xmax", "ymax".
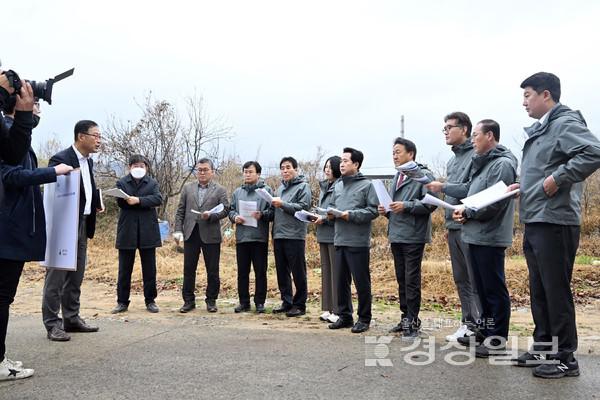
[
  {"xmin": 242, "ymin": 160, "xmax": 262, "ymax": 174},
  {"xmin": 73, "ymin": 120, "xmax": 98, "ymax": 142},
  {"xmin": 520, "ymin": 72, "xmax": 561, "ymax": 103},
  {"xmin": 477, "ymin": 119, "xmax": 500, "ymax": 142},
  {"xmin": 342, "ymin": 147, "xmax": 364, "ymax": 170},
  {"xmin": 279, "ymin": 156, "xmax": 298, "ymax": 169},
  {"xmin": 198, "ymin": 158, "xmax": 214, "ymax": 170},
  {"xmin": 393, "ymin": 137, "xmax": 417, "ymax": 160},
  {"xmin": 129, "ymin": 154, "xmax": 149, "ymax": 167},
  {"xmin": 324, "ymin": 155, "xmax": 341, "ymax": 179},
  {"xmin": 444, "ymin": 111, "xmax": 472, "ymax": 138}
]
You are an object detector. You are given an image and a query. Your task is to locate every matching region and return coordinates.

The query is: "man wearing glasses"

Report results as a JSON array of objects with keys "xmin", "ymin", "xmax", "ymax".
[
  {"xmin": 174, "ymin": 159, "xmax": 229, "ymax": 313},
  {"xmin": 425, "ymin": 112, "xmax": 481, "ymax": 342},
  {"xmin": 43, "ymin": 120, "xmax": 105, "ymax": 342}
]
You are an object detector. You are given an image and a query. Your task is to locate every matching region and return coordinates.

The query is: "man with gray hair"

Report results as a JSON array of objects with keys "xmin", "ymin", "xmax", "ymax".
[{"xmin": 174, "ymin": 158, "xmax": 229, "ymax": 313}]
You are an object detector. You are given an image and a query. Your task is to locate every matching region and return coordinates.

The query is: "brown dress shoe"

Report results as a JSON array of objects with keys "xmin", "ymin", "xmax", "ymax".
[
  {"xmin": 64, "ymin": 319, "xmax": 99, "ymax": 333},
  {"xmin": 47, "ymin": 326, "xmax": 71, "ymax": 341}
]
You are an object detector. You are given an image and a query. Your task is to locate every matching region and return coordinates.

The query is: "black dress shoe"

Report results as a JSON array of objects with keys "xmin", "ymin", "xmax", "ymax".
[
  {"xmin": 474, "ymin": 338, "xmax": 506, "ymax": 358},
  {"xmin": 388, "ymin": 324, "xmax": 404, "ymax": 333},
  {"xmin": 351, "ymin": 321, "xmax": 370, "ymax": 333},
  {"xmin": 457, "ymin": 331, "xmax": 485, "ymax": 347},
  {"xmin": 512, "ymin": 352, "xmax": 546, "ymax": 367},
  {"xmin": 286, "ymin": 308, "xmax": 306, "ymax": 317},
  {"xmin": 329, "ymin": 319, "xmax": 354, "ymax": 329},
  {"xmin": 47, "ymin": 326, "xmax": 71, "ymax": 341},
  {"xmin": 533, "ymin": 358, "xmax": 580, "ymax": 378},
  {"xmin": 206, "ymin": 299, "xmax": 218, "ymax": 313},
  {"xmin": 146, "ymin": 303, "xmax": 159, "ymax": 313},
  {"xmin": 64, "ymin": 319, "xmax": 99, "ymax": 333},
  {"xmin": 111, "ymin": 303, "xmax": 128, "ymax": 314},
  {"xmin": 255, "ymin": 304, "xmax": 266, "ymax": 313},
  {"xmin": 272, "ymin": 305, "xmax": 292, "ymax": 314},
  {"xmin": 234, "ymin": 303, "xmax": 251, "ymax": 313},
  {"xmin": 180, "ymin": 301, "xmax": 196, "ymax": 313}
]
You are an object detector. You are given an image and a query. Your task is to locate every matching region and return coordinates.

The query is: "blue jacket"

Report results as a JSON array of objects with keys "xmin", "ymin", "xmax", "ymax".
[{"xmin": 0, "ymin": 147, "xmax": 57, "ymax": 261}]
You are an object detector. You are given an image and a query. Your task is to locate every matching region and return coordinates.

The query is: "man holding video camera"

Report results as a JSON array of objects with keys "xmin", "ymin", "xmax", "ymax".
[{"xmin": 0, "ymin": 63, "xmax": 36, "ymax": 381}]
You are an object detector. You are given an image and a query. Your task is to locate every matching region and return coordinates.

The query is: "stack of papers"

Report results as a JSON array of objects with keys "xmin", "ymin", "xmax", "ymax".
[{"xmin": 395, "ymin": 161, "xmax": 431, "ymax": 183}]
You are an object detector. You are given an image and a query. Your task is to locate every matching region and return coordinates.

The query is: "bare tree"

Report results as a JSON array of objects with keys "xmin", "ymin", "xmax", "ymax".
[{"xmin": 97, "ymin": 92, "xmax": 232, "ymax": 221}]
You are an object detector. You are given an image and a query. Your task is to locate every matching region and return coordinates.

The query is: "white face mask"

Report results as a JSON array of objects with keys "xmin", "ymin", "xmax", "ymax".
[{"xmin": 130, "ymin": 167, "xmax": 146, "ymax": 179}]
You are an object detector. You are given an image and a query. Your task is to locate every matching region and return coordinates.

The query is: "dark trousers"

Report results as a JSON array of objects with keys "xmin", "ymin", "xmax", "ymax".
[
  {"xmin": 117, "ymin": 248, "xmax": 158, "ymax": 306},
  {"xmin": 0, "ymin": 258, "xmax": 25, "ymax": 356},
  {"xmin": 469, "ymin": 244, "xmax": 511, "ymax": 339},
  {"xmin": 42, "ymin": 217, "xmax": 88, "ymax": 329},
  {"xmin": 182, "ymin": 225, "xmax": 221, "ymax": 302},
  {"xmin": 391, "ymin": 243, "xmax": 424, "ymax": 323},
  {"xmin": 236, "ymin": 241, "xmax": 268, "ymax": 305},
  {"xmin": 273, "ymin": 239, "xmax": 307, "ymax": 311},
  {"xmin": 523, "ymin": 223, "xmax": 579, "ymax": 361},
  {"xmin": 448, "ymin": 229, "xmax": 481, "ymax": 328},
  {"xmin": 336, "ymin": 246, "xmax": 371, "ymax": 324}
]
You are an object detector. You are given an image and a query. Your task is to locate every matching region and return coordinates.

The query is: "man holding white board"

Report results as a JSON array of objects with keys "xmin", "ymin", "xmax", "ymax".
[{"xmin": 42, "ymin": 120, "xmax": 104, "ymax": 342}]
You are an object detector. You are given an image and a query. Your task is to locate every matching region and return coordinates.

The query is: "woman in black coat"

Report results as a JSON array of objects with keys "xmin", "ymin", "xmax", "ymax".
[{"xmin": 112, "ymin": 155, "xmax": 162, "ymax": 314}]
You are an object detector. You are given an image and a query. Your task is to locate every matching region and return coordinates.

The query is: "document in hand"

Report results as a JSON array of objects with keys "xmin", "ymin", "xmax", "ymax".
[
  {"xmin": 395, "ymin": 161, "xmax": 431, "ymax": 183},
  {"xmin": 421, "ymin": 193, "xmax": 462, "ymax": 211},
  {"xmin": 239, "ymin": 200, "xmax": 258, "ymax": 228},
  {"xmin": 294, "ymin": 210, "xmax": 319, "ymax": 223},
  {"xmin": 255, "ymin": 188, "xmax": 275, "ymax": 203},
  {"xmin": 460, "ymin": 181, "xmax": 519, "ymax": 211},
  {"xmin": 191, "ymin": 203, "xmax": 225, "ymax": 215},
  {"xmin": 315, "ymin": 206, "xmax": 344, "ymax": 217},
  {"xmin": 103, "ymin": 188, "xmax": 129, "ymax": 199},
  {"xmin": 372, "ymin": 179, "xmax": 393, "ymax": 211}
]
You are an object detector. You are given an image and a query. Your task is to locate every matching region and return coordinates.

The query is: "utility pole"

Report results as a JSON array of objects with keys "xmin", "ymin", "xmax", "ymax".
[{"xmin": 400, "ymin": 115, "xmax": 405, "ymax": 138}]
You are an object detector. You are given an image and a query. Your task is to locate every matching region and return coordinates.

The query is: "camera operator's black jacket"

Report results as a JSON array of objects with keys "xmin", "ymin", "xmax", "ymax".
[{"xmin": 0, "ymin": 110, "xmax": 33, "ymax": 206}]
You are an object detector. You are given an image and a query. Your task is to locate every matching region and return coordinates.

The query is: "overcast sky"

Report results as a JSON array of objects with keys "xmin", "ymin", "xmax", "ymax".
[{"xmin": 3, "ymin": 0, "xmax": 600, "ymax": 176}]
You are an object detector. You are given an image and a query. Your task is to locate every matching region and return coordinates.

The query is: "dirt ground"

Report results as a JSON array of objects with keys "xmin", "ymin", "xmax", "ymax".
[{"xmin": 11, "ymin": 268, "xmax": 600, "ymax": 354}]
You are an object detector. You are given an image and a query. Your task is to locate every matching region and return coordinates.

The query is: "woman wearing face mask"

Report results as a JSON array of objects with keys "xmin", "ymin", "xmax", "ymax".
[{"xmin": 112, "ymin": 155, "xmax": 163, "ymax": 314}]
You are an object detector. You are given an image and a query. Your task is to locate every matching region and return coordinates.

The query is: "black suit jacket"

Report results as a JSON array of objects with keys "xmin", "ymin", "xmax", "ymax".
[{"xmin": 48, "ymin": 146, "xmax": 99, "ymax": 239}]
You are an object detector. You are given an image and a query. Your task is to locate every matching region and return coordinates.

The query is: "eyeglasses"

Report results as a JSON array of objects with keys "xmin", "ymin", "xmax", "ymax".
[
  {"xmin": 82, "ymin": 132, "xmax": 102, "ymax": 140},
  {"xmin": 442, "ymin": 125, "xmax": 459, "ymax": 132},
  {"xmin": 197, "ymin": 168, "xmax": 211, "ymax": 174}
]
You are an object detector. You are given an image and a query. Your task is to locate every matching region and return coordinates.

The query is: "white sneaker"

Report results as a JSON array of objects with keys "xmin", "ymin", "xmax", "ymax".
[
  {"xmin": 327, "ymin": 313, "xmax": 340, "ymax": 323},
  {"xmin": 319, "ymin": 311, "xmax": 332, "ymax": 321},
  {"xmin": 0, "ymin": 358, "xmax": 34, "ymax": 381},
  {"xmin": 3, "ymin": 356, "xmax": 22, "ymax": 368},
  {"xmin": 445, "ymin": 324, "xmax": 473, "ymax": 342}
]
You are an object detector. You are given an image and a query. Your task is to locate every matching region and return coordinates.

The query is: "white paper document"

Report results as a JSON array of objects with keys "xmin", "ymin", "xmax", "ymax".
[
  {"xmin": 103, "ymin": 188, "xmax": 129, "ymax": 199},
  {"xmin": 255, "ymin": 188, "xmax": 274, "ymax": 203},
  {"xmin": 460, "ymin": 181, "xmax": 520, "ymax": 211},
  {"xmin": 315, "ymin": 206, "xmax": 344, "ymax": 217},
  {"xmin": 372, "ymin": 179, "xmax": 393, "ymax": 211},
  {"xmin": 395, "ymin": 161, "xmax": 431, "ymax": 183},
  {"xmin": 421, "ymin": 193, "xmax": 462, "ymax": 211},
  {"xmin": 294, "ymin": 209, "xmax": 319, "ymax": 223},
  {"xmin": 191, "ymin": 203, "xmax": 225, "ymax": 215},
  {"xmin": 41, "ymin": 170, "xmax": 81, "ymax": 270},
  {"xmin": 239, "ymin": 200, "xmax": 258, "ymax": 227}
]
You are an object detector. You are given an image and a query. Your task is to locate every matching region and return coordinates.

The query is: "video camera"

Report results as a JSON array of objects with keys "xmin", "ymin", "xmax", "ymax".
[{"xmin": 0, "ymin": 68, "xmax": 74, "ymax": 106}]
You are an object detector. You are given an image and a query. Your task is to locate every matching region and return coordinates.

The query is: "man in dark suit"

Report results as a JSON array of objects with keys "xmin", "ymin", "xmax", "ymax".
[
  {"xmin": 42, "ymin": 120, "xmax": 104, "ymax": 342},
  {"xmin": 174, "ymin": 158, "xmax": 229, "ymax": 313}
]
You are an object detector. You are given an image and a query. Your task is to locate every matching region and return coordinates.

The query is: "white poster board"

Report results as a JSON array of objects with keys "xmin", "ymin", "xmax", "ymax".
[{"xmin": 41, "ymin": 169, "xmax": 80, "ymax": 270}]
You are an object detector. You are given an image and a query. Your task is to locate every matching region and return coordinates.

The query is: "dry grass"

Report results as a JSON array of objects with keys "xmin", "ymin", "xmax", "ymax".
[{"xmin": 20, "ymin": 228, "xmax": 600, "ymax": 309}]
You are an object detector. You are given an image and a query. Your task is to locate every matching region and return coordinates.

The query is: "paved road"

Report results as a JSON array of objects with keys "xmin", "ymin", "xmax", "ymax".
[{"xmin": 2, "ymin": 314, "xmax": 599, "ymax": 399}]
